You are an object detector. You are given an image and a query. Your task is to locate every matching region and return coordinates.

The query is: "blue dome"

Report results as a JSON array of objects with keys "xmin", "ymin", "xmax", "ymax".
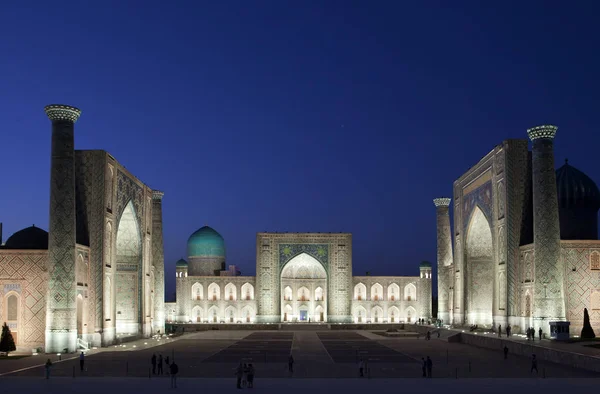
[
  {"xmin": 187, "ymin": 226, "xmax": 225, "ymax": 257},
  {"xmin": 175, "ymin": 258, "xmax": 188, "ymax": 267},
  {"xmin": 556, "ymin": 161, "xmax": 600, "ymax": 209}
]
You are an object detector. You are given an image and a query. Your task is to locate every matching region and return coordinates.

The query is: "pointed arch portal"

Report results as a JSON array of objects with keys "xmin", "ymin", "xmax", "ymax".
[
  {"xmin": 466, "ymin": 206, "xmax": 494, "ymax": 326},
  {"xmin": 115, "ymin": 201, "xmax": 142, "ymax": 336},
  {"xmin": 280, "ymin": 253, "xmax": 327, "ymax": 322}
]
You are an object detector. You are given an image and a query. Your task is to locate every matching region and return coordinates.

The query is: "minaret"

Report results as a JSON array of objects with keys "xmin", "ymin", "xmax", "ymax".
[
  {"xmin": 419, "ymin": 262, "xmax": 433, "ymax": 320},
  {"xmin": 527, "ymin": 125, "xmax": 566, "ymax": 331},
  {"xmin": 434, "ymin": 198, "xmax": 453, "ymax": 323},
  {"xmin": 44, "ymin": 104, "xmax": 81, "ymax": 353},
  {"xmin": 152, "ymin": 190, "xmax": 166, "ymax": 334}
]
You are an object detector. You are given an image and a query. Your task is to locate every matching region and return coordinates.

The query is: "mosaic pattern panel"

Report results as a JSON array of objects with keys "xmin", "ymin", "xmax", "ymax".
[
  {"xmin": 462, "ymin": 181, "xmax": 493, "ymax": 234},
  {"xmin": 279, "ymin": 244, "xmax": 329, "ymax": 271},
  {"xmin": 0, "ymin": 252, "xmax": 47, "ymax": 347}
]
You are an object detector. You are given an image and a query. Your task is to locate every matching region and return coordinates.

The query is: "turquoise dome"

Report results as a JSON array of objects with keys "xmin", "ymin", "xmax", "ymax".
[
  {"xmin": 176, "ymin": 258, "xmax": 188, "ymax": 267},
  {"xmin": 187, "ymin": 226, "xmax": 225, "ymax": 257}
]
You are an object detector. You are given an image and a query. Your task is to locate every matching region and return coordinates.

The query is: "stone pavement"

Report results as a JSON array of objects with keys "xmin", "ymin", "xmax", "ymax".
[
  {"xmin": 1, "ymin": 377, "xmax": 600, "ymax": 394},
  {"xmin": 0, "ymin": 334, "xmax": 180, "ymax": 376},
  {"xmin": 1, "ymin": 329, "xmax": 599, "ymax": 379}
]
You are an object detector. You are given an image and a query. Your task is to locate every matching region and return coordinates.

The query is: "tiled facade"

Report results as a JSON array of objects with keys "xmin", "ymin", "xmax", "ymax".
[{"xmin": 173, "ymin": 232, "xmax": 432, "ymax": 324}]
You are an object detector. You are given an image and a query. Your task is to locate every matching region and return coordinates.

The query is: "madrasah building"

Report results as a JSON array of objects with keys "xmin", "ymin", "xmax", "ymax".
[
  {"xmin": 0, "ymin": 104, "xmax": 432, "ymax": 353},
  {"xmin": 435, "ymin": 125, "xmax": 600, "ymax": 335}
]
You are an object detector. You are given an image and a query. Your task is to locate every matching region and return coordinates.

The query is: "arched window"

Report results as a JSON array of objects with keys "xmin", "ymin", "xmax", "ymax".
[
  {"xmin": 7, "ymin": 294, "xmax": 18, "ymax": 321},
  {"xmin": 404, "ymin": 283, "xmax": 416, "ymax": 301},
  {"xmin": 354, "ymin": 283, "xmax": 366, "ymax": 301},
  {"xmin": 6, "ymin": 293, "xmax": 19, "ymax": 345},
  {"xmin": 192, "ymin": 283, "xmax": 203, "ymax": 301}
]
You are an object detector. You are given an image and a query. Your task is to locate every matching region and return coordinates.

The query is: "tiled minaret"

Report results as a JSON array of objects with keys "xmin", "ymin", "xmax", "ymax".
[
  {"xmin": 44, "ymin": 104, "xmax": 81, "ymax": 353},
  {"xmin": 151, "ymin": 190, "xmax": 166, "ymax": 334},
  {"xmin": 527, "ymin": 125, "xmax": 566, "ymax": 331},
  {"xmin": 434, "ymin": 198, "xmax": 453, "ymax": 324},
  {"xmin": 419, "ymin": 262, "xmax": 433, "ymax": 320}
]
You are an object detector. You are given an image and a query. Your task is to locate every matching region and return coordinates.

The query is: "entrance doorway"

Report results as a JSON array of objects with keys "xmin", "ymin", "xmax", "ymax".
[{"xmin": 300, "ymin": 310, "xmax": 307, "ymax": 321}]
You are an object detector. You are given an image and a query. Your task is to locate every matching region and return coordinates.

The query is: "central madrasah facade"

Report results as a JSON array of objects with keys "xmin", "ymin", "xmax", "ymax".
[{"xmin": 0, "ymin": 104, "xmax": 431, "ymax": 353}]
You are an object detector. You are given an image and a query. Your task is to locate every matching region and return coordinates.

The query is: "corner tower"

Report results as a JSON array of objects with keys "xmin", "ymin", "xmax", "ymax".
[
  {"xmin": 44, "ymin": 104, "xmax": 81, "ymax": 353},
  {"xmin": 434, "ymin": 198, "xmax": 453, "ymax": 323},
  {"xmin": 527, "ymin": 125, "xmax": 566, "ymax": 331},
  {"xmin": 419, "ymin": 261, "xmax": 432, "ymax": 320}
]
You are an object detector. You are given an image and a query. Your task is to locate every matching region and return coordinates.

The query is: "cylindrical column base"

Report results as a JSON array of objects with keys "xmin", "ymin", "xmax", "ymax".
[{"xmin": 45, "ymin": 329, "xmax": 77, "ymax": 354}]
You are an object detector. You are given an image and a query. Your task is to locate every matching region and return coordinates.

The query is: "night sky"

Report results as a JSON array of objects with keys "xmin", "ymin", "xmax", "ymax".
[{"xmin": 1, "ymin": 1, "xmax": 599, "ymax": 300}]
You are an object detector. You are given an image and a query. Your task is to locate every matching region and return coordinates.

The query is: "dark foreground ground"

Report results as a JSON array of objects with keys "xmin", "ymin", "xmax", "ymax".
[
  {"xmin": 1, "ymin": 378, "xmax": 600, "ymax": 394},
  {"xmin": 1, "ymin": 330, "xmax": 598, "ymax": 378}
]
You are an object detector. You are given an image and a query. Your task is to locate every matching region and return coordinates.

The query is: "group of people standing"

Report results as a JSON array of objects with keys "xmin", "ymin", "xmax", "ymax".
[
  {"xmin": 150, "ymin": 353, "xmax": 179, "ymax": 388},
  {"xmin": 235, "ymin": 361, "xmax": 256, "ymax": 389},
  {"xmin": 526, "ymin": 327, "xmax": 543, "ymax": 341},
  {"xmin": 421, "ymin": 356, "xmax": 433, "ymax": 378},
  {"xmin": 497, "ymin": 324, "xmax": 512, "ymax": 337}
]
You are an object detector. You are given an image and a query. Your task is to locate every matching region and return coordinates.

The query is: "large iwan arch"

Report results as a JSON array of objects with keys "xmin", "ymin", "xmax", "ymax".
[
  {"xmin": 115, "ymin": 201, "xmax": 142, "ymax": 336},
  {"xmin": 280, "ymin": 253, "xmax": 327, "ymax": 322},
  {"xmin": 466, "ymin": 206, "xmax": 494, "ymax": 326}
]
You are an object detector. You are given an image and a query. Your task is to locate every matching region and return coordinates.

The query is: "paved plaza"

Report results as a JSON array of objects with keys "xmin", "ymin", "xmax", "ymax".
[
  {"xmin": 1, "ymin": 378, "xmax": 600, "ymax": 394},
  {"xmin": 0, "ymin": 329, "xmax": 598, "ymax": 379}
]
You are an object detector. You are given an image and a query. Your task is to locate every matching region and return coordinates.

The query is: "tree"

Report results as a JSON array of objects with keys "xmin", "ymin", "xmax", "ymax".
[
  {"xmin": 581, "ymin": 308, "xmax": 596, "ymax": 339},
  {"xmin": 0, "ymin": 322, "xmax": 16, "ymax": 355}
]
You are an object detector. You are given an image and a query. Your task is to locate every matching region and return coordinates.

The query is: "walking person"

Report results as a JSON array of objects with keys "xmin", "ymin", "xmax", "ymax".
[
  {"xmin": 151, "ymin": 354, "xmax": 157, "ymax": 375},
  {"xmin": 247, "ymin": 363, "xmax": 255, "ymax": 388},
  {"xmin": 538, "ymin": 328, "xmax": 543, "ymax": 341},
  {"xmin": 235, "ymin": 362, "xmax": 244, "ymax": 389},
  {"xmin": 531, "ymin": 354, "xmax": 538, "ymax": 375},
  {"xmin": 503, "ymin": 346, "xmax": 508, "ymax": 360},
  {"xmin": 421, "ymin": 357, "xmax": 426, "ymax": 377},
  {"xmin": 359, "ymin": 358, "xmax": 365, "ymax": 377},
  {"xmin": 426, "ymin": 356, "xmax": 433, "ymax": 378},
  {"xmin": 158, "ymin": 354, "xmax": 164, "ymax": 375},
  {"xmin": 165, "ymin": 356, "xmax": 170, "ymax": 375},
  {"xmin": 507, "ymin": 325, "xmax": 511, "ymax": 337},
  {"xmin": 498, "ymin": 324, "xmax": 502, "ymax": 338},
  {"xmin": 79, "ymin": 352, "xmax": 85, "ymax": 372},
  {"xmin": 169, "ymin": 360, "xmax": 178, "ymax": 388},
  {"xmin": 45, "ymin": 359, "xmax": 52, "ymax": 379},
  {"xmin": 288, "ymin": 354, "xmax": 294, "ymax": 375},
  {"xmin": 242, "ymin": 363, "xmax": 248, "ymax": 388}
]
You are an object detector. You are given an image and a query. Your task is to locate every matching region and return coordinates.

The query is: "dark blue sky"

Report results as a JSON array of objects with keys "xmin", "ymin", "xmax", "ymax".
[{"xmin": 1, "ymin": 1, "xmax": 599, "ymax": 299}]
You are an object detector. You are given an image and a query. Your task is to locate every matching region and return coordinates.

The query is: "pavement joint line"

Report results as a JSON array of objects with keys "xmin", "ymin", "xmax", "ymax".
[
  {"xmin": 0, "ymin": 355, "xmax": 79, "ymax": 377},
  {"xmin": 314, "ymin": 333, "xmax": 335, "ymax": 364}
]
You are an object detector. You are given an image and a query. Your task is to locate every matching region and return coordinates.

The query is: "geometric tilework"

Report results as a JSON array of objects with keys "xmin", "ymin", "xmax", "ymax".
[
  {"xmin": 0, "ymin": 251, "xmax": 47, "ymax": 348},
  {"xmin": 46, "ymin": 121, "xmax": 78, "ymax": 342},
  {"xmin": 530, "ymin": 138, "xmax": 565, "ymax": 321}
]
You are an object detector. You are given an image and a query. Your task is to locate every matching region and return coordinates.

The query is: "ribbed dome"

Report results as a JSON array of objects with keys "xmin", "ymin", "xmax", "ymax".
[
  {"xmin": 187, "ymin": 226, "xmax": 225, "ymax": 257},
  {"xmin": 3, "ymin": 226, "xmax": 48, "ymax": 249},
  {"xmin": 556, "ymin": 160, "xmax": 600, "ymax": 209},
  {"xmin": 175, "ymin": 258, "xmax": 188, "ymax": 267}
]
